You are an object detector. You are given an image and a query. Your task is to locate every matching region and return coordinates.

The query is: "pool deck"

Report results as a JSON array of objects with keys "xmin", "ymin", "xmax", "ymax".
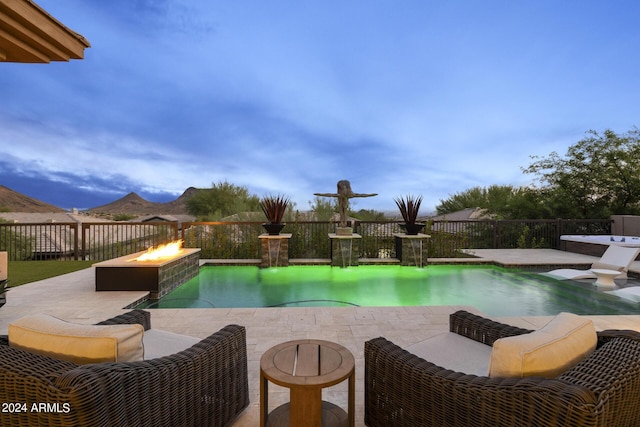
[{"xmin": 1, "ymin": 249, "xmax": 640, "ymax": 426}]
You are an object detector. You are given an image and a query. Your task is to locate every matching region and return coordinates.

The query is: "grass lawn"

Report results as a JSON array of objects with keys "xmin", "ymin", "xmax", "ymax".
[{"xmin": 7, "ymin": 261, "xmax": 94, "ymax": 287}]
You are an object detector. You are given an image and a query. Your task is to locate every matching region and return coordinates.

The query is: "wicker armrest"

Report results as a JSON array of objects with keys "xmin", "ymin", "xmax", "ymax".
[
  {"xmin": 557, "ymin": 329, "xmax": 640, "ymax": 426},
  {"xmin": 94, "ymin": 309, "xmax": 151, "ymax": 330},
  {"xmin": 0, "ymin": 310, "xmax": 152, "ymax": 387},
  {"xmin": 54, "ymin": 324, "xmax": 249, "ymax": 427},
  {"xmin": 0, "ymin": 343, "xmax": 80, "ymax": 422},
  {"xmin": 449, "ymin": 310, "xmax": 533, "ymax": 346},
  {"xmin": 596, "ymin": 328, "xmax": 640, "ymax": 344},
  {"xmin": 365, "ymin": 337, "xmax": 597, "ymax": 427},
  {"xmin": 0, "ymin": 311, "xmax": 249, "ymax": 427}
]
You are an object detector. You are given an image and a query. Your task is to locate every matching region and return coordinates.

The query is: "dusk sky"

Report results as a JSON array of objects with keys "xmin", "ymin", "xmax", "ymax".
[{"xmin": 2, "ymin": 1, "xmax": 639, "ymax": 212}]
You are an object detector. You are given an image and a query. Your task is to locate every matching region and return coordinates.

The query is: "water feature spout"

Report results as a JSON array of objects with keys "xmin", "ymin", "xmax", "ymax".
[
  {"xmin": 267, "ymin": 239, "xmax": 282, "ymax": 268},
  {"xmin": 339, "ymin": 238, "xmax": 353, "ymax": 268},
  {"xmin": 410, "ymin": 239, "xmax": 424, "ymax": 268}
]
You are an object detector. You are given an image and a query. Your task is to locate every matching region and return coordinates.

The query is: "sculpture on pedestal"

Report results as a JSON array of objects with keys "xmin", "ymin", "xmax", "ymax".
[{"xmin": 314, "ymin": 180, "xmax": 377, "ymax": 231}]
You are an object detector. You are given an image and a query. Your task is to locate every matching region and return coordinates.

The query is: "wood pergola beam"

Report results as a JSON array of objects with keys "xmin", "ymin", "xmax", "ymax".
[{"xmin": 0, "ymin": 0, "xmax": 90, "ymax": 63}]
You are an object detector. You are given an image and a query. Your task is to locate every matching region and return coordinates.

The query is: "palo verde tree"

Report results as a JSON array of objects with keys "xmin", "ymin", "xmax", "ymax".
[
  {"xmin": 186, "ymin": 180, "xmax": 260, "ymax": 220},
  {"xmin": 308, "ymin": 196, "xmax": 337, "ymax": 221},
  {"xmin": 436, "ymin": 185, "xmax": 549, "ymax": 219},
  {"xmin": 350, "ymin": 208, "xmax": 387, "ymax": 221},
  {"xmin": 523, "ymin": 128, "xmax": 640, "ymax": 218}
]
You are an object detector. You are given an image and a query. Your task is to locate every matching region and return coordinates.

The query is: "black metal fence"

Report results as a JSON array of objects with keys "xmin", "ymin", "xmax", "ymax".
[
  {"xmin": 81, "ymin": 222, "xmax": 179, "ymax": 261},
  {"xmin": 0, "ymin": 222, "xmax": 78, "ymax": 260},
  {"xmin": 0, "ymin": 218, "xmax": 612, "ymax": 261}
]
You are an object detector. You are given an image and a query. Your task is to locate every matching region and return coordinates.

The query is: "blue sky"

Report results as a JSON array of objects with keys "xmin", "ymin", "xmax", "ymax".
[{"xmin": 1, "ymin": 1, "xmax": 639, "ymax": 212}]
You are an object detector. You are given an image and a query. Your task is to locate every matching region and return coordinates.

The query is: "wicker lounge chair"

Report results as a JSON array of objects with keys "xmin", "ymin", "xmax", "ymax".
[
  {"xmin": 365, "ymin": 310, "xmax": 640, "ymax": 427},
  {"xmin": 0, "ymin": 310, "xmax": 249, "ymax": 427}
]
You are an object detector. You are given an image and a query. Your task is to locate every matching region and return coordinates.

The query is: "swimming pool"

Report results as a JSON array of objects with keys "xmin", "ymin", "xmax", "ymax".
[{"xmin": 136, "ymin": 265, "xmax": 639, "ymax": 316}]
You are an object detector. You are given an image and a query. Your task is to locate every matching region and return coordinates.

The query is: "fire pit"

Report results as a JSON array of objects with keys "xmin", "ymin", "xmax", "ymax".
[{"xmin": 93, "ymin": 241, "xmax": 201, "ymax": 299}]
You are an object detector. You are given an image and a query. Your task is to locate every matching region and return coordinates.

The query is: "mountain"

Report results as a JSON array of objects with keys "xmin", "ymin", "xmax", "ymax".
[
  {"xmin": 0, "ymin": 185, "xmax": 200, "ymax": 216},
  {"xmin": 0, "ymin": 185, "xmax": 65, "ymax": 213},
  {"xmin": 161, "ymin": 186, "xmax": 199, "ymax": 214},
  {"xmin": 86, "ymin": 187, "xmax": 199, "ymax": 215}
]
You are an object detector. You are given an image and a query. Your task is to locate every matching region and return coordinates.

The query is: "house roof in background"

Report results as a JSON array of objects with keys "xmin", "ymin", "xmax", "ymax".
[
  {"xmin": 429, "ymin": 208, "xmax": 489, "ymax": 221},
  {"xmin": 135, "ymin": 214, "xmax": 197, "ymax": 225},
  {"xmin": 0, "ymin": 212, "xmax": 109, "ymax": 224},
  {"xmin": 0, "ymin": 0, "xmax": 90, "ymax": 63}
]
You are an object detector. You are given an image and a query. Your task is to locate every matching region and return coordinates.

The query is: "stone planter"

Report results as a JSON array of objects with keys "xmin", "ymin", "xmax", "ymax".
[
  {"xmin": 262, "ymin": 223, "xmax": 286, "ymax": 236},
  {"xmin": 402, "ymin": 223, "xmax": 426, "ymax": 235}
]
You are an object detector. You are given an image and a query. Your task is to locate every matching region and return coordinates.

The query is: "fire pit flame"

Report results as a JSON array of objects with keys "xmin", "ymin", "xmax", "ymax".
[{"xmin": 132, "ymin": 240, "xmax": 183, "ymax": 262}]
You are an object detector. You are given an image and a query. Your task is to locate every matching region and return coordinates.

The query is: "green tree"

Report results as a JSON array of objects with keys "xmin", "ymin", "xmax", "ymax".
[
  {"xmin": 436, "ymin": 185, "xmax": 548, "ymax": 219},
  {"xmin": 436, "ymin": 186, "xmax": 490, "ymax": 214},
  {"xmin": 350, "ymin": 208, "xmax": 387, "ymax": 221},
  {"xmin": 309, "ymin": 196, "xmax": 337, "ymax": 221},
  {"xmin": 523, "ymin": 128, "xmax": 640, "ymax": 218},
  {"xmin": 186, "ymin": 181, "xmax": 260, "ymax": 220}
]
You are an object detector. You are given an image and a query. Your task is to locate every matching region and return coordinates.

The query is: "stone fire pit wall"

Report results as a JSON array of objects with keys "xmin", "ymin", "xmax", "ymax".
[{"xmin": 93, "ymin": 248, "xmax": 201, "ymax": 299}]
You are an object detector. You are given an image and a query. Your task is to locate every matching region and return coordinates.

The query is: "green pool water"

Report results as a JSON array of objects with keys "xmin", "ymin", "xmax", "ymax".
[{"xmin": 136, "ymin": 265, "xmax": 640, "ymax": 316}]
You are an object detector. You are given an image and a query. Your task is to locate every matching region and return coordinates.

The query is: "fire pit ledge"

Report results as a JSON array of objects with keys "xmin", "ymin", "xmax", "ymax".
[{"xmin": 93, "ymin": 248, "xmax": 201, "ymax": 299}]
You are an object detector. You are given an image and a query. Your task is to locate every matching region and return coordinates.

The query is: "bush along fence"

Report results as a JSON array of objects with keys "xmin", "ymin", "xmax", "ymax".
[{"xmin": 0, "ymin": 218, "xmax": 612, "ymax": 261}]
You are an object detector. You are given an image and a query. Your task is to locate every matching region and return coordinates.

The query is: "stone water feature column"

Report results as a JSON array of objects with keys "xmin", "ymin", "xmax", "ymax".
[
  {"xmin": 329, "ymin": 233, "xmax": 362, "ymax": 267},
  {"xmin": 259, "ymin": 234, "xmax": 292, "ymax": 268},
  {"xmin": 314, "ymin": 180, "xmax": 377, "ymax": 268},
  {"xmin": 394, "ymin": 233, "xmax": 430, "ymax": 267}
]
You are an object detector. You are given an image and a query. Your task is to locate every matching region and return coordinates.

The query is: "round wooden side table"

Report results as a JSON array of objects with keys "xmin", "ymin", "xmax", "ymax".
[{"xmin": 260, "ymin": 339, "xmax": 355, "ymax": 427}]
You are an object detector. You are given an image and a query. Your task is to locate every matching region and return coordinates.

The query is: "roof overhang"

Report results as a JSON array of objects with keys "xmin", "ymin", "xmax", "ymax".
[{"xmin": 0, "ymin": 0, "xmax": 90, "ymax": 63}]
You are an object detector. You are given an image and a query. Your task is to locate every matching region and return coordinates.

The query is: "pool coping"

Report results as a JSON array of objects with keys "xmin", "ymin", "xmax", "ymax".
[
  {"xmin": 114, "ymin": 248, "xmax": 640, "ymax": 309},
  {"xmin": 201, "ymin": 254, "xmax": 597, "ymax": 273}
]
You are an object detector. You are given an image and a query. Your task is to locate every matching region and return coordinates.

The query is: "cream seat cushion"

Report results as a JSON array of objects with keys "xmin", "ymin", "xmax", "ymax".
[
  {"xmin": 488, "ymin": 312, "xmax": 597, "ymax": 378},
  {"xmin": 8, "ymin": 314, "xmax": 144, "ymax": 364},
  {"xmin": 142, "ymin": 329, "xmax": 201, "ymax": 359},
  {"xmin": 407, "ymin": 332, "xmax": 493, "ymax": 376}
]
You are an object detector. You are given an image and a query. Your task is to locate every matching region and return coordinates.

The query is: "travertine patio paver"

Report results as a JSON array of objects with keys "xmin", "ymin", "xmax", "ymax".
[{"xmin": 1, "ymin": 249, "xmax": 639, "ymax": 426}]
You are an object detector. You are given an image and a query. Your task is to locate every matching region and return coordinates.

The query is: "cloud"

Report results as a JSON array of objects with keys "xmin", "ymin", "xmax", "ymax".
[{"xmin": 2, "ymin": 0, "xmax": 640, "ymax": 213}]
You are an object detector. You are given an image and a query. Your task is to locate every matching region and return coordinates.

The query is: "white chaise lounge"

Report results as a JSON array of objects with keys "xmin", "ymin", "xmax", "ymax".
[{"xmin": 543, "ymin": 244, "xmax": 640, "ymax": 281}]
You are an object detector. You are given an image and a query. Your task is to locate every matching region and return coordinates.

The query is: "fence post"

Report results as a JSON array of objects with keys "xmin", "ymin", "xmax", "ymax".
[
  {"xmin": 81, "ymin": 224, "xmax": 88, "ymax": 260},
  {"xmin": 180, "ymin": 222, "xmax": 189, "ymax": 242},
  {"xmin": 73, "ymin": 223, "xmax": 79, "ymax": 260},
  {"xmin": 172, "ymin": 223, "xmax": 179, "ymax": 241}
]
